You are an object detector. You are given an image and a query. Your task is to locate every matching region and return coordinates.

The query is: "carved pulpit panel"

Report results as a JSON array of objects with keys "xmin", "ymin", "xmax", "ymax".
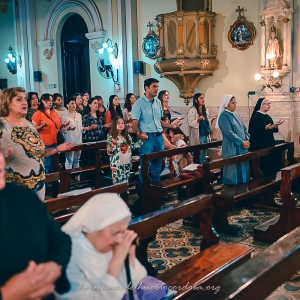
[
  {"xmin": 186, "ymin": 19, "xmax": 196, "ymax": 54},
  {"xmin": 167, "ymin": 20, "xmax": 177, "ymax": 54}
]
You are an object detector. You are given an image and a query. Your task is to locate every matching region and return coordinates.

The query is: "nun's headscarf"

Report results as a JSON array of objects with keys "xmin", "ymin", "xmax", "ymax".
[
  {"xmin": 62, "ymin": 193, "xmax": 131, "ymax": 237},
  {"xmin": 253, "ymin": 98, "xmax": 266, "ymax": 114},
  {"xmin": 215, "ymin": 94, "xmax": 234, "ymax": 128}
]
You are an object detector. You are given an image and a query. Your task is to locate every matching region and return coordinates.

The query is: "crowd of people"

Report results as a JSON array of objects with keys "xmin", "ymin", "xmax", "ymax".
[{"xmin": 0, "ymin": 78, "xmax": 285, "ymax": 299}]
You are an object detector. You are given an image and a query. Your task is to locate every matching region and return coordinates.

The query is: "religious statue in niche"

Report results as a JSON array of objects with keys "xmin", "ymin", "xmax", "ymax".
[
  {"xmin": 142, "ymin": 22, "xmax": 159, "ymax": 59},
  {"xmin": 228, "ymin": 6, "xmax": 256, "ymax": 51},
  {"xmin": 266, "ymin": 25, "xmax": 282, "ymax": 69}
]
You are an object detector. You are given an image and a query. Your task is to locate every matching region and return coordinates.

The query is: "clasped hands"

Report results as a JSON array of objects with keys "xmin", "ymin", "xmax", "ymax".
[
  {"xmin": 242, "ymin": 141, "xmax": 250, "ymax": 149},
  {"xmin": 1, "ymin": 260, "xmax": 61, "ymax": 300},
  {"xmin": 265, "ymin": 119, "xmax": 284, "ymax": 130},
  {"xmin": 138, "ymin": 132, "xmax": 148, "ymax": 141}
]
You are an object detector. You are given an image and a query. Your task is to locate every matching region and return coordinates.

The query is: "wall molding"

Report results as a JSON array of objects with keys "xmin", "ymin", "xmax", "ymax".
[{"xmin": 38, "ymin": 0, "xmax": 105, "ymax": 57}]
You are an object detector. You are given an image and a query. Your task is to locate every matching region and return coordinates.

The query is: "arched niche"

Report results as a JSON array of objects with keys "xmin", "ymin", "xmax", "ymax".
[{"xmin": 38, "ymin": 0, "xmax": 106, "ymax": 56}]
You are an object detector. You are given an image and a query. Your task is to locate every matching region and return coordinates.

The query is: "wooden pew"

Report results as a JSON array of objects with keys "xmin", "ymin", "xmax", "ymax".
[
  {"xmin": 45, "ymin": 183, "xmax": 129, "ymax": 223},
  {"xmin": 186, "ymin": 227, "xmax": 300, "ymax": 300},
  {"xmin": 57, "ymin": 149, "xmax": 111, "ymax": 194},
  {"xmin": 46, "ymin": 141, "xmax": 140, "ymax": 197},
  {"xmin": 54, "ymin": 140, "xmax": 108, "ymax": 171},
  {"xmin": 129, "ymin": 194, "xmax": 253, "ymax": 298},
  {"xmin": 202, "ymin": 142, "xmax": 297, "ymax": 235},
  {"xmin": 253, "ymin": 162, "xmax": 300, "ymax": 242},
  {"xmin": 140, "ymin": 140, "xmax": 222, "ymax": 214},
  {"xmin": 45, "ymin": 141, "xmax": 109, "ymax": 197}
]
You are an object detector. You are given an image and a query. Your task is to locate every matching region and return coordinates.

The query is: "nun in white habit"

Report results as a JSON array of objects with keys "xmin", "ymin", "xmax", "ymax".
[
  {"xmin": 57, "ymin": 193, "xmax": 147, "ymax": 300},
  {"xmin": 216, "ymin": 94, "xmax": 251, "ymax": 185}
]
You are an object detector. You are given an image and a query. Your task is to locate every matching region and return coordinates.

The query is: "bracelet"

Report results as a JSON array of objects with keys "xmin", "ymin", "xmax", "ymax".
[{"xmin": 54, "ymin": 147, "xmax": 60, "ymax": 154}]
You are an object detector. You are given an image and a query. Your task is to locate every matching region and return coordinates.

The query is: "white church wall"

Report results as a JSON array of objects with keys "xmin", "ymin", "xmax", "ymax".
[
  {"xmin": 137, "ymin": 0, "xmax": 261, "ymax": 107},
  {"xmin": 0, "ymin": 3, "xmax": 18, "ymax": 88},
  {"xmin": 89, "ymin": 0, "xmax": 111, "ymax": 103},
  {"xmin": 34, "ymin": 0, "xmax": 110, "ymax": 102}
]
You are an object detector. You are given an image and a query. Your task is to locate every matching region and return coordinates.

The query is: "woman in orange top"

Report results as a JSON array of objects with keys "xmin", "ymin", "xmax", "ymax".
[{"xmin": 32, "ymin": 93, "xmax": 69, "ymax": 174}]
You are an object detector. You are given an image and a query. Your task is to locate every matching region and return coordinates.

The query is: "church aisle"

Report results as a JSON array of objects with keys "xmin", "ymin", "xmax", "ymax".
[{"xmin": 145, "ymin": 192, "xmax": 300, "ymax": 299}]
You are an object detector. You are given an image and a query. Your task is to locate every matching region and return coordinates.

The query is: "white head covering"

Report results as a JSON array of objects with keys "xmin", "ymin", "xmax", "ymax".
[
  {"xmin": 62, "ymin": 193, "xmax": 131, "ymax": 237},
  {"xmin": 215, "ymin": 94, "xmax": 235, "ymax": 128}
]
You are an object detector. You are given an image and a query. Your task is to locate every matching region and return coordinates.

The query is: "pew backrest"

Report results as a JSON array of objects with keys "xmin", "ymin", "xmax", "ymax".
[
  {"xmin": 45, "ymin": 183, "xmax": 128, "ymax": 218},
  {"xmin": 129, "ymin": 194, "xmax": 216, "ymax": 241},
  {"xmin": 54, "ymin": 140, "xmax": 107, "ymax": 170},
  {"xmin": 212, "ymin": 226, "xmax": 300, "ymax": 300},
  {"xmin": 202, "ymin": 142, "xmax": 297, "ymax": 193},
  {"xmin": 141, "ymin": 140, "xmax": 222, "ymax": 184},
  {"xmin": 280, "ymin": 162, "xmax": 300, "ymax": 199}
]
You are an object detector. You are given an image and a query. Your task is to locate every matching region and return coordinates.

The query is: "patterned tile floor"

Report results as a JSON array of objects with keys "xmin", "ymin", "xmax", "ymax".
[{"xmin": 143, "ymin": 191, "xmax": 300, "ymax": 300}]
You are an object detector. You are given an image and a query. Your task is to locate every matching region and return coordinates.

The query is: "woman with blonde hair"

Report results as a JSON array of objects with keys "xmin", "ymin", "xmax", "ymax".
[{"xmin": 0, "ymin": 87, "xmax": 74, "ymax": 200}]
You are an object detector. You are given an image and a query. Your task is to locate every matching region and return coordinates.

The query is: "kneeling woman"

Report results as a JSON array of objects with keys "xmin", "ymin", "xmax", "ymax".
[{"xmin": 58, "ymin": 193, "xmax": 147, "ymax": 299}]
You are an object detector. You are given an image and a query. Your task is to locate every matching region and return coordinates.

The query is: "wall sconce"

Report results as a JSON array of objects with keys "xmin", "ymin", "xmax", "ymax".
[
  {"xmin": 254, "ymin": 71, "xmax": 282, "ymax": 92},
  {"xmin": 5, "ymin": 46, "xmax": 22, "ymax": 75},
  {"xmin": 98, "ymin": 39, "xmax": 118, "ymax": 59}
]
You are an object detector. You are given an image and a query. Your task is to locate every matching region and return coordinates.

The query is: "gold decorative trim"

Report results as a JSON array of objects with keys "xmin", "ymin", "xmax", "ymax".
[
  {"xmin": 199, "ymin": 44, "xmax": 207, "ymax": 55},
  {"xmin": 175, "ymin": 59, "xmax": 185, "ymax": 71},
  {"xmin": 177, "ymin": 44, "xmax": 184, "ymax": 55},
  {"xmin": 177, "ymin": 17, "xmax": 183, "ymax": 26},
  {"xmin": 211, "ymin": 45, "xmax": 218, "ymax": 55},
  {"xmin": 200, "ymin": 59, "xmax": 209, "ymax": 70},
  {"xmin": 43, "ymin": 48, "xmax": 53, "ymax": 60},
  {"xmin": 199, "ymin": 17, "xmax": 205, "ymax": 25},
  {"xmin": 156, "ymin": 47, "xmax": 165, "ymax": 58},
  {"xmin": 154, "ymin": 62, "xmax": 163, "ymax": 74}
]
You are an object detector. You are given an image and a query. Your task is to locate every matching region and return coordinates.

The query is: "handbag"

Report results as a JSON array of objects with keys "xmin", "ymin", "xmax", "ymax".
[
  {"xmin": 41, "ymin": 111, "xmax": 65, "ymax": 144},
  {"xmin": 57, "ymin": 131, "xmax": 65, "ymax": 144}
]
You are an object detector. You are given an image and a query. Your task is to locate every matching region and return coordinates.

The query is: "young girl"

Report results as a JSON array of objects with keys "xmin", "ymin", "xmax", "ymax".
[
  {"xmin": 169, "ymin": 127, "xmax": 193, "ymax": 176},
  {"xmin": 107, "ymin": 117, "xmax": 142, "ymax": 184}
]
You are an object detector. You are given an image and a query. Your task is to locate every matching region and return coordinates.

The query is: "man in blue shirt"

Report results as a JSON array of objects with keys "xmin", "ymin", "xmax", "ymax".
[{"xmin": 132, "ymin": 78, "xmax": 164, "ymax": 201}]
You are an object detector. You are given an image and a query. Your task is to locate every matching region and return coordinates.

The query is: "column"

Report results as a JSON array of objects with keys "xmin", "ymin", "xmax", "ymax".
[
  {"xmin": 260, "ymin": 18, "xmax": 266, "ymax": 68},
  {"xmin": 208, "ymin": 0, "xmax": 212, "ymax": 11},
  {"xmin": 282, "ymin": 17, "xmax": 289, "ymax": 67},
  {"xmin": 124, "ymin": 0, "xmax": 139, "ymax": 96},
  {"xmin": 265, "ymin": 17, "xmax": 272, "ymax": 68},
  {"xmin": 12, "ymin": 0, "xmax": 38, "ymax": 91},
  {"xmin": 209, "ymin": 16, "xmax": 213, "ymax": 54}
]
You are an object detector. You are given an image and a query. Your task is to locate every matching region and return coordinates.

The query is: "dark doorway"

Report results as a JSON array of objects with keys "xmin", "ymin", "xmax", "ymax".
[{"xmin": 61, "ymin": 14, "xmax": 90, "ymax": 101}]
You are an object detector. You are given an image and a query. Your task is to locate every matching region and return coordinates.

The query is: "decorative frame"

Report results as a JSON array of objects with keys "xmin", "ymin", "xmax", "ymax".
[
  {"xmin": 228, "ymin": 7, "xmax": 256, "ymax": 51},
  {"xmin": 142, "ymin": 22, "xmax": 159, "ymax": 59}
]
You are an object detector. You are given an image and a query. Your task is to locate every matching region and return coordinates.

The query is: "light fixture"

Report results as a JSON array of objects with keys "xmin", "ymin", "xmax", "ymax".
[
  {"xmin": 5, "ymin": 46, "xmax": 22, "ymax": 75},
  {"xmin": 254, "ymin": 72, "xmax": 282, "ymax": 92},
  {"xmin": 98, "ymin": 39, "xmax": 118, "ymax": 59}
]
